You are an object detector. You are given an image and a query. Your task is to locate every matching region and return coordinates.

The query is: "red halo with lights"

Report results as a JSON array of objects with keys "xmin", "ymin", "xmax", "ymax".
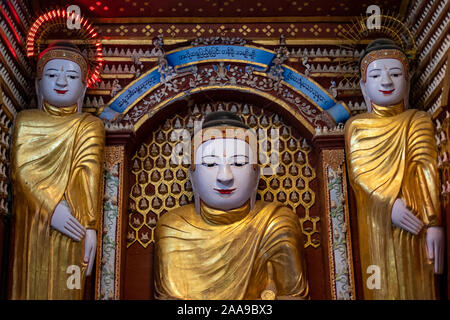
[{"xmin": 26, "ymin": 7, "xmax": 103, "ymax": 88}]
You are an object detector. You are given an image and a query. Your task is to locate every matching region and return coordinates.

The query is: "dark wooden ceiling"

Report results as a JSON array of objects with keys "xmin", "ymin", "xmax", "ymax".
[{"xmin": 32, "ymin": 0, "xmax": 410, "ymax": 20}]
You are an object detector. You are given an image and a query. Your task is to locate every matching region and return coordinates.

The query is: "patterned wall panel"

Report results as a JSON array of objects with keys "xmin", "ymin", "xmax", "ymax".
[
  {"xmin": 407, "ymin": 0, "xmax": 450, "ymax": 116},
  {"xmin": 96, "ymin": 145, "xmax": 126, "ymax": 300},
  {"xmin": 0, "ymin": 90, "xmax": 11, "ymax": 217},
  {"xmin": 436, "ymin": 115, "xmax": 450, "ymax": 206},
  {"xmin": 321, "ymin": 149, "xmax": 355, "ymax": 300}
]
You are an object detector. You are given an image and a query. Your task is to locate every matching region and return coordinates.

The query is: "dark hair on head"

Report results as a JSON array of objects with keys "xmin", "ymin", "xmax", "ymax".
[
  {"xmin": 201, "ymin": 111, "xmax": 250, "ymax": 130},
  {"xmin": 39, "ymin": 41, "xmax": 83, "ymax": 58},
  {"xmin": 46, "ymin": 41, "xmax": 81, "ymax": 50}
]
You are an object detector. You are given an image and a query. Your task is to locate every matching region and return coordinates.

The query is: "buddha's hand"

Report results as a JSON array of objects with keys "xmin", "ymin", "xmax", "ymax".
[
  {"xmin": 426, "ymin": 226, "xmax": 444, "ymax": 274},
  {"xmin": 50, "ymin": 200, "xmax": 86, "ymax": 241},
  {"xmin": 83, "ymin": 229, "xmax": 97, "ymax": 276},
  {"xmin": 391, "ymin": 198, "xmax": 424, "ymax": 235},
  {"xmin": 261, "ymin": 261, "xmax": 277, "ymax": 300}
]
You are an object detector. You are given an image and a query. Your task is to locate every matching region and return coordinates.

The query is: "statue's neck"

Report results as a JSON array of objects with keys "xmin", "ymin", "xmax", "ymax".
[
  {"xmin": 199, "ymin": 200, "xmax": 251, "ymax": 225},
  {"xmin": 43, "ymin": 101, "xmax": 78, "ymax": 116},
  {"xmin": 371, "ymin": 101, "xmax": 405, "ymax": 117}
]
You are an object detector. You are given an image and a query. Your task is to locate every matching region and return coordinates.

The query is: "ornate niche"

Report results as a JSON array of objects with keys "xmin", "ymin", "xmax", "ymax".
[
  {"xmin": 95, "ymin": 42, "xmax": 355, "ymax": 300},
  {"xmin": 123, "ymin": 100, "xmax": 332, "ymax": 299}
]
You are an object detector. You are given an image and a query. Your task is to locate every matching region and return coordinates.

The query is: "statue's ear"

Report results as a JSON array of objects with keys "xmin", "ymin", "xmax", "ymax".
[
  {"xmin": 359, "ymin": 79, "xmax": 366, "ymax": 97},
  {"xmin": 189, "ymin": 167, "xmax": 201, "ymax": 214},
  {"xmin": 405, "ymin": 76, "xmax": 411, "ymax": 108},
  {"xmin": 250, "ymin": 166, "xmax": 260, "ymax": 210},
  {"xmin": 77, "ymin": 85, "xmax": 87, "ymax": 113},
  {"xmin": 359, "ymin": 79, "xmax": 372, "ymax": 112},
  {"xmin": 35, "ymin": 78, "xmax": 43, "ymax": 109}
]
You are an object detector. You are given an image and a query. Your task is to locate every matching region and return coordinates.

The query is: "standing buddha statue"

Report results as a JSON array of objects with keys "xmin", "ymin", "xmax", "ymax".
[
  {"xmin": 10, "ymin": 41, "xmax": 105, "ymax": 299},
  {"xmin": 345, "ymin": 38, "xmax": 444, "ymax": 299}
]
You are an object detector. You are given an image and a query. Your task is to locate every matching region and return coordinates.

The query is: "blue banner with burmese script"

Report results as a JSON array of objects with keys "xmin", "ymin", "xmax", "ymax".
[
  {"xmin": 281, "ymin": 66, "xmax": 350, "ymax": 123},
  {"xmin": 282, "ymin": 66, "xmax": 335, "ymax": 110},
  {"xmin": 166, "ymin": 45, "xmax": 275, "ymax": 71},
  {"xmin": 100, "ymin": 45, "xmax": 350, "ymax": 124},
  {"xmin": 105, "ymin": 68, "xmax": 160, "ymax": 116}
]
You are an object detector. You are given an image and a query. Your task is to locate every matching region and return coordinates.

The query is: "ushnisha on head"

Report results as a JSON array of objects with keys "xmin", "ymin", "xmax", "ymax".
[
  {"xmin": 35, "ymin": 41, "xmax": 88, "ymax": 111},
  {"xmin": 189, "ymin": 111, "xmax": 260, "ymax": 213},
  {"xmin": 359, "ymin": 38, "xmax": 410, "ymax": 111}
]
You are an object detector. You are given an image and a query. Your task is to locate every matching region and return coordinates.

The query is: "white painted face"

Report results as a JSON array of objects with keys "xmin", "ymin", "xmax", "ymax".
[
  {"xmin": 361, "ymin": 58, "xmax": 409, "ymax": 108},
  {"xmin": 37, "ymin": 58, "xmax": 86, "ymax": 107},
  {"xmin": 190, "ymin": 138, "xmax": 259, "ymax": 211}
]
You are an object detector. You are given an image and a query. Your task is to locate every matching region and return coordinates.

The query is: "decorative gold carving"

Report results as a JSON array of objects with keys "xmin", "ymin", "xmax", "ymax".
[
  {"xmin": 105, "ymin": 145, "xmax": 124, "ymax": 171},
  {"xmin": 132, "ymin": 85, "xmax": 317, "ymax": 135},
  {"xmin": 43, "ymin": 38, "xmax": 367, "ymax": 46},
  {"xmin": 323, "ymin": 149, "xmax": 345, "ymax": 172}
]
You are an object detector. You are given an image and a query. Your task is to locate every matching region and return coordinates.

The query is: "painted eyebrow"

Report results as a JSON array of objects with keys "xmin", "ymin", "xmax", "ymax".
[
  {"xmin": 67, "ymin": 70, "xmax": 80, "ymax": 73},
  {"xmin": 368, "ymin": 69, "xmax": 381, "ymax": 72},
  {"xmin": 201, "ymin": 155, "xmax": 219, "ymax": 158},
  {"xmin": 389, "ymin": 67, "xmax": 402, "ymax": 71},
  {"xmin": 230, "ymin": 155, "xmax": 249, "ymax": 158},
  {"xmin": 45, "ymin": 68, "xmax": 59, "ymax": 72}
]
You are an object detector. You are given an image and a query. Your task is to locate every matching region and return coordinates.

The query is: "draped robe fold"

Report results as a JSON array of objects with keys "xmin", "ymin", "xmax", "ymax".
[
  {"xmin": 10, "ymin": 106, "xmax": 105, "ymax": 299},
  {"xmin": 345, "ymin": 105, "xmax": 440, "ymax": 299},
  {"xmin": 154, "ymin": 201, "xmax": 309, "ymax": 300}
]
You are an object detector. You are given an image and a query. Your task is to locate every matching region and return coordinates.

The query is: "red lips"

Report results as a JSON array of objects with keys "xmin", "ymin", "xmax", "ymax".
[
  {"xmin": 54, "ymin": 89, "xmax": 68, "ymax": 94},
  {"xmin": 214, "ymin": 188, "xmax": 236, "ymax": 194},
  {"xmin": 379, "ymin": 89, "xmax": 395, "ymax": 95}
]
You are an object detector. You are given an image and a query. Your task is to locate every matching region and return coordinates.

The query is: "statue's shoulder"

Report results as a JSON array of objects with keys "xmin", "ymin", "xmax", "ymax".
[
  {"xmin": 81, "ymin": 113, "xmax": 105, "ymax": 127},
  {"xmin": 157, "ymin": 204, "xmax": 196, "ymax": 227},
  {"xmin": 13, "ymin": 110, "xmax": 48, "ymax": 133},
  {"xmin": 15, "ymin": 109, "xmax": 44, "ymax": 122},
  {"xmin": 410, "ymin": 109, "xmax": 432, "ymax": 122},
  {"xmin": 406, "ymin": 109, "xmax": 434, "ymax": 133},
  {"xmin": 256, "ymin": 201, "xmax": 302, "ymax": 233},
  {"xmin": 83, "ymin": 112, "xmax": 103, "ymax": 121},
  {"xmin": 344, "ymin": 113, "xmax": 373, "ymax": 134},
  {"xmin": 75, "ymin": 113, "xmax": 105, "ymax": 138},
  {"xmin": 256, "ymin": 201, "xmax": 297, "ymax": 218},
  {"xmin": 395, "ymin": 109, "xmax": 433, "ymax": 129}
]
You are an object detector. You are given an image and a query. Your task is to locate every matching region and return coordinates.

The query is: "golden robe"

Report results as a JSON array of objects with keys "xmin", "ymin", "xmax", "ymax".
[
  {"xmin": 10, "ymin": 103, "xmax": 105, "ymax": 299},
  {"xmin": 345, "ymin": 103, "xmax": 441, "ymax": 299},
  {"xmin": 154, "ymin": 201, "xmax": 309, "ymax": 300}
]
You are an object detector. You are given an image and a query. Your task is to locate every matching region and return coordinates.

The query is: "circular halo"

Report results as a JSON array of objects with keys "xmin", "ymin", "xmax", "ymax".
[
  {"xmin": 337, "ymin": 12, "xmax": 417, "ymax": 85},
  {"xmin": 26, "ymin": 7, "xmax": 103, "ymax": 88}
]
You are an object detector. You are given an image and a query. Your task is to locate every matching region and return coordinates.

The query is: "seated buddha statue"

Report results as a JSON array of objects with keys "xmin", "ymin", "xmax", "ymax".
[
  {"xmin": 10, "ymin": 41, "xmax": 105, "ymax": 299},
  {"xmin": 345, "ymin": 39, "xmax": 444, "ymax": 299},
  {"xmin": 154, "ymin": 111, "xmax": 309, "ymax": 300}
]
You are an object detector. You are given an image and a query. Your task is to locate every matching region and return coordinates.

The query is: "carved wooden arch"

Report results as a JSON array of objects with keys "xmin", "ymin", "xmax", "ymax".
[
  {"xmin": 99, "ymin": 44, "xmax": 351, "ymax": 133},
  {"xmin": 134, "ymin": 86, "xmax": 319, "ymax": 142}
]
